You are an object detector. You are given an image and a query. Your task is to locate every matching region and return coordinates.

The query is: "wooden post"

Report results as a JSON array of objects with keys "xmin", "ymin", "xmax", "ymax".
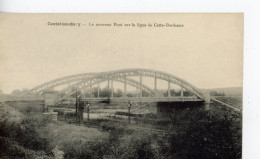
[
  {"xmin": 87, "ymin": 104, "xmax": 90, "ymax": 121},
  {"xmin": 128, "ymin": 102, "xmax": 131, "ymax": 124},
  {"xmin": 79, "ymin": 100, "xmax": 84, "ymax": 125}
]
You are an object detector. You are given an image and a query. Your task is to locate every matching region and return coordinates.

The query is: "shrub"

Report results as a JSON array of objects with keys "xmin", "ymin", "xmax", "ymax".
[
  {"xmin": 41, "ymin": 123, "xmax": 108, "ymax": 159},
  {"xmin": 0, "ymin": 103, "xmax": 24, "ymax": 123},
  {"xmin": 0, "ymin": 122, "xmax": 54, "ymax": 159},
  {"xmin": 0, "ymin": 136, "xmax": 50, "ymax": 159},
  {"xmin": 0, "ymin": 104, "xmax": 55, "ymax": 159},
  {"xmin": 164, "ymin": 108, "xmax": 242, "ymax": 159}
]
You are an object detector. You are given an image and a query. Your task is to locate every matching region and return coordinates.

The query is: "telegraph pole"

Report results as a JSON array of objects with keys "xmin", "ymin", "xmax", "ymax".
[
  {"xmin": 128, "ymin": 101, "xmax": 132, "ymax": 124},
  {"xmin": 75, "ymin": 90, "xmax": 78, "ymax": 116},
  {"xmin": 87, "ymin": 104, "xmax": 90, "ymax": 121}
]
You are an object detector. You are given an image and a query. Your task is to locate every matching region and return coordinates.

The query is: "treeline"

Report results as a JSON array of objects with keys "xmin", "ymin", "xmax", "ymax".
[
  {"xmin": 61, "ymin": 87, "xmax": 152, "ymax": 98},
  {"xmin": 210, "ymin": 90, "xmax": 225, "ymax": 96}
]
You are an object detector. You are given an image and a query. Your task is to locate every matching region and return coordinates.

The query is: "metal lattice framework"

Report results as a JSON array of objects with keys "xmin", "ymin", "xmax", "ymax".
[
  {"xmin": 28, "ymin": 69, "xmax": 206, "ymax": 101},
  {"xmin": 28, "ymin": 73, "xmax": 96, "ymax": 94},
  {"xmin": 60, "ymin": 76, "xmax": 156, "ymax": 97}
]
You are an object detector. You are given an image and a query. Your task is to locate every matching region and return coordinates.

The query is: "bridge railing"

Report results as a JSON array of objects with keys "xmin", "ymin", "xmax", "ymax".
[{"xmin": 59, "ymin": 96, "xmax": 203, "ymax": 103}]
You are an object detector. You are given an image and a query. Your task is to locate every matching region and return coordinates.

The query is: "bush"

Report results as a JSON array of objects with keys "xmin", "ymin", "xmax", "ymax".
[
  {"xmin": 0, "ymin": 136, "xmax": 53, "ymax": 159},
  {"xmin": 0, "ymin": 103, "xmax": 24, "ymax": 123},
  {"xmin": 40, "ymin": 123, "xmax": 108, "ymax": 159},
  {"xmin": 164, "ymin": 108, "xmax": 242, "ymax": 159},
  {"xmin": 0, "ymin": 105, "xmax": 55, "ymax": 159},
  {"xmin": 0, "ymin": 119, "xmax": 54, "ymax": 159},
  {"xmin": 0, "ymin": 102, "xmax": 242, "ymax": 159}
]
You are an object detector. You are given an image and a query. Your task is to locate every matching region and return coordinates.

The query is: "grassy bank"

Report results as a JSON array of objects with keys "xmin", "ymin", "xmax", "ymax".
[{"xmin": 0, "ymin": 102, "xmax": 242, "ymax": 159}]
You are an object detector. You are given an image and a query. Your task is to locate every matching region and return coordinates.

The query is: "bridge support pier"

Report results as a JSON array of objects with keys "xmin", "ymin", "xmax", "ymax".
[
  {"xmin": 43, "ymin": 90, "xmax": 58, "ymax": 112},
  {"xmin": 204, "ymin": 103, "xmax": 210, "ymax": 110},
  {"xmin": 43, "ymin": 90, "xmax": 59, "ymax": 121},
  {"xmin": 203, "ymin": 91, "xmax": 211, "ymax": 110}
]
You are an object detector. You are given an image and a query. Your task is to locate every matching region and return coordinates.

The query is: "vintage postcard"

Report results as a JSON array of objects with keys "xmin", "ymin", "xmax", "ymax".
[{"xmin": 0, "ymin": 13, "xmax": 243, "ymax": 159}]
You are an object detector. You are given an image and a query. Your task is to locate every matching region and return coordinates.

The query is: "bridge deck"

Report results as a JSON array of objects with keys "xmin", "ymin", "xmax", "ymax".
[
  {"xmin": 70, "ymin": 97, "xmax": 203, "ymax": 103},
  {"xmin": 1, "ymin": 95, "xmax": 44, "ymax": 102},
  {"xmin": 2, "ymin": 95, "xmax": 203, "ymax": 103}
]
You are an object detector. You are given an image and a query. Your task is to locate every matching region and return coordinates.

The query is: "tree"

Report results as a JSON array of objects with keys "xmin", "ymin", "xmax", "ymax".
[
  {"xmin": 163, "ymin": 89, "xmax": 181, "ymax": 97},
  {"xmin": 11, "ymin": 89, "xmax": 21, "ymax": 95},
  {"xmin": 183, "ymin": 90, "xmax": 193, "ymax": 96},
  {"xmin": 142, "ymin": 91, "xmax": 150, "ymax": 97},
  {"xmin": 114, "ymin": 89, "xmax": 123, "ymax": 97},
  {"xmin": 69, "ymin": 86, "xmax": 80, "ymax": 98},
  {"xmin": 92, "ymin": 87, "xmax": 99, "ymax": 97},
  {"xmin": 100, "ymin": 87, "xmax": 111, "ymax": 97},
  {"xmin": 210, "ymin": 91, "xmax": 225, "ymax": 96},
  {"xmin": 127, "ymin": 93, "xmax": 134, "ymax": 97}
]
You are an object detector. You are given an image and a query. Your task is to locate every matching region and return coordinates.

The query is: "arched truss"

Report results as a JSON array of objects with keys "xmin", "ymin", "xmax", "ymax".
[
  {"xmin": 61, "ymin": 76, "xmax": 156, "ymax": 96},
  {"xmin": 59, "ymin": 69, "xmax": 205, "ymax": 99},
  {"xmin": 28, "ymin": 73, "xmax": 96, "ymax": 94},
  {"xmin": 59, "ymin": 76, "xmax": 156, "ymax": 101},
  {"xmin": 28, "ymin": 69, "xmax": 206, "ymax": 100}
]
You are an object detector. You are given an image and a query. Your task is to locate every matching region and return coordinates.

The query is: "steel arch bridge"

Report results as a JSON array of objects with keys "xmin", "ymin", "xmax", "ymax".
[{"xmin": 27, "ymin": 69, "xmax": 210, "ymax": 104}]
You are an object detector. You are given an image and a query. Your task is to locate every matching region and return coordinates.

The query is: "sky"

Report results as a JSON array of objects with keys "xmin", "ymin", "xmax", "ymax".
[{"xmin": 0, "ymin": 13, "xmax": 243, "ymax": 94}]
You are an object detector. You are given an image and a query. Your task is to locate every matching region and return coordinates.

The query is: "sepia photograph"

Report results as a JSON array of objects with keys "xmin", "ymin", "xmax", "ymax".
[{"xmin": 0, "ymin": 13, "xmax": 243, "ymax": 158}]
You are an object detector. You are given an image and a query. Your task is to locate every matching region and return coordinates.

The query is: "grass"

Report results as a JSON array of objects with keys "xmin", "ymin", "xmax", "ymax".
[
  {"xmin": 1, "ymin": 102, "xmax": 242, "ymax": 159},
  {"xmin": 43, "ymin": 122, "xmax": 108, "ymax": 144},
  {"xmin": 0, "ymin": 103, "xmax": 109, "ymax": 159}
]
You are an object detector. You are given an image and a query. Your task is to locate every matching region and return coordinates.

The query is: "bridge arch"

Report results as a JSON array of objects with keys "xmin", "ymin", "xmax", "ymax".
[
  {"xmin": 28, "ymin": 73, "xmax": 96, "ymax": 94},
  {"xmin": 57, "ymin": 69, "xmax": 205, "ymax": 100},
  {"xmin": 28, "ymin": 69, "xmax": 207, "ymax": 102}
]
